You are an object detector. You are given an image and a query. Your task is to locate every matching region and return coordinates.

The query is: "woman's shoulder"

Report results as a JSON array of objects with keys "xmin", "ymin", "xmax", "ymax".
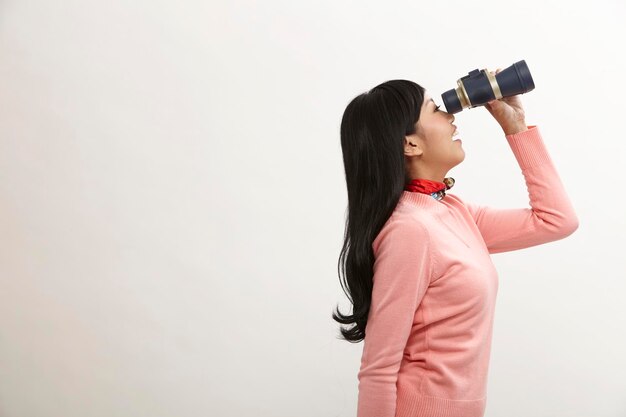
[{"xmin": 372, "ymin": 209, "xmax": 433, "ymax": 252}]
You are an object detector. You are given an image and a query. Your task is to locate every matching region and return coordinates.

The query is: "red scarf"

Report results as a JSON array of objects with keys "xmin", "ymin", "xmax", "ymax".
[{"xmin": 404, "ymin": 177, "xmax": 455, "ymax": 199}]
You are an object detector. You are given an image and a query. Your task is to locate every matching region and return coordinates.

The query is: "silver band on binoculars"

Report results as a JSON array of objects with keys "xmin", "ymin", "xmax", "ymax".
[{"xmin": 484, "ymin": 69, "xmax": 503, "ymax": 101}]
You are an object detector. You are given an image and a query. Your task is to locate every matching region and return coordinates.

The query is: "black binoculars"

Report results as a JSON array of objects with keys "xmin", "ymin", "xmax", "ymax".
[{"xmin": 441, "ymin": 60, "xmax": 535, "ymax": 114}]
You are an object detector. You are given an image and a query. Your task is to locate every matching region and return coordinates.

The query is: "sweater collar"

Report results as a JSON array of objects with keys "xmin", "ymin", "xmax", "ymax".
[{"xmin": 398, "ymin": 190, "xmax": 448, "ymax": 211}]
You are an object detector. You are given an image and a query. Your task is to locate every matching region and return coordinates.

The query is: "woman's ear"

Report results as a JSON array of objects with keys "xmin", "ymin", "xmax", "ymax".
[{"xmin": 404, "ymin": 136, "xmax": 423, "ymax": 157}]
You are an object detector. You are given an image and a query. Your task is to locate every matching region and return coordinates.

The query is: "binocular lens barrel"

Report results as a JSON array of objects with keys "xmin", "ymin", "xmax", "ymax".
[{"xmin": 442, "ymin": 60, "xmax": 535, "ymax": 114}]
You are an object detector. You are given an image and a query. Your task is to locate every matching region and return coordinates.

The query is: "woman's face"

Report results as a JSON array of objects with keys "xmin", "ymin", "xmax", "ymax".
[{"xmin": 404, "ymin": 91, "xmax": 465, "ymax": 180}]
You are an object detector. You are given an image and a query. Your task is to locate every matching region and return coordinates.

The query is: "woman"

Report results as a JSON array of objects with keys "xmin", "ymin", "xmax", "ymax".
[{"xmin": 332, "ymin": 70, "xmax": 579, "ymax": 417}]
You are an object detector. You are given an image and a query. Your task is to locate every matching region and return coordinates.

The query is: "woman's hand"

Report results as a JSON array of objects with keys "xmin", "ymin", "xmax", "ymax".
[{"xmin": 484, "ymin": 68, "xmax": 528, "ymax": 135}]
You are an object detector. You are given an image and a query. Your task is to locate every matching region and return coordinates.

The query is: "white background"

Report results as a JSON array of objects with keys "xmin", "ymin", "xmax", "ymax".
[{"xmin": 1, "ymin": 1, "xmax": 625, "ymax": 416}]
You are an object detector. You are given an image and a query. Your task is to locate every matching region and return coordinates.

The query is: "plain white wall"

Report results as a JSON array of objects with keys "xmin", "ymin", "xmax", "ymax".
[{"xmin": 1, "ymin": 0, "xmax": 625, "ymax": 416}]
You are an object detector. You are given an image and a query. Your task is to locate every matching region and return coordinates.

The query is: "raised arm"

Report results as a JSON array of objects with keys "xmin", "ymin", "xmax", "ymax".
[
  {"xmin": 453, "ymin": 125, "xmax": 579, "ymax": 254},
  {"xmin": 357, "ymin": 219, "xmax": 434, "ymax": 417}
]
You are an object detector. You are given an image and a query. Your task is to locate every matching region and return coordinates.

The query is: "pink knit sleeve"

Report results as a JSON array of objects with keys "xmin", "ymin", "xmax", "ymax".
[
  {"xmin": 457, "ymin": 125, "xmax": 579, "ymax": 254},
  {"xmin": 357, "ymin": 219, "xmax": 434, "ymax": 417}
]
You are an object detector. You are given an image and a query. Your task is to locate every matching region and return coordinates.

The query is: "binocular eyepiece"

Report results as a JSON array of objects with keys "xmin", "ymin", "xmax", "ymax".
[{"xmin": 441, "ymin": 60, "xmax": 535, "ymax": 114}]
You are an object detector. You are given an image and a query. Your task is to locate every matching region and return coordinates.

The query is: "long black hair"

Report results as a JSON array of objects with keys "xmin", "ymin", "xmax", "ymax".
[{"xmin": 332, "ymin": 79, "xmax": 426, "ymax": 343}]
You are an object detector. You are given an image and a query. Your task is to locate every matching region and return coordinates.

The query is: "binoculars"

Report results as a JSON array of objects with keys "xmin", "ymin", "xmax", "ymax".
[{"xmin": 441, "ymin": 60, "xmax": 535, "ymax": 114}]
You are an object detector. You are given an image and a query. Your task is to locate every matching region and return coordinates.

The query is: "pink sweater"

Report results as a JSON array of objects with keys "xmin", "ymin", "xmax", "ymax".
[{"xmin": 356, "ymin": 125, "xmax": 579, "ymax": 417}]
